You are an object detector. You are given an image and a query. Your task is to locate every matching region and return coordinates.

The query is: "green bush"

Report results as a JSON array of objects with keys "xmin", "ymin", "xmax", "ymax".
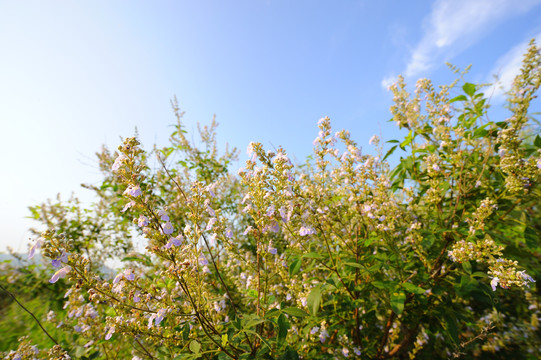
[{"xmin": 2, "ymin": 40, "xmax": 540, "ymax": 359}]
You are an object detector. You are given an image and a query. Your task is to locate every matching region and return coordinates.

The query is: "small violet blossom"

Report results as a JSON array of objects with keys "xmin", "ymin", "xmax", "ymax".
[
  {"xmin": 105, "ymin": 326, "xmax": 115, "ymax": 340},
  {"xmin": 491, "ymin": 277, "xmax": 500, "ymax": 291},
  {"xmin": 199, "ymin": 256, "xmax": 209, "ymax": 266},
  {"xmin": 111, "ymin": 153, "xmax": 127, "ymax": 171},
  {"xmin": 121, "ymin": 200, "xmax": 135, "ymax": 213},
  {"xmin": 137, "ymin": 215, "xmax": 149, "ymax": 227},
  {"xmin": 28, "ymin": 238, "xmax": 43, "ymax": 259},
  {"xmin": 164, "ymin": 236, "xmax": 183, "ymax": 249},
  {"xmin": 123, "ymin": 184, "xmax": 142, "ymax": 197},
  {"xmin": 49, "ymin": 266, "xmax": 70, "ymax": 283},
  {"xmin": 206, "ymin": 217, "xmax": 217, "ymax": 231},
  {"xmin": 51, "ymin": 251, "xmax": 68, "ymax": 268},
  {"xmin": 148, "ymin": 309, "xmax": 167, "ymax": 328},
  {"xmin": 162, "ymin": 222, "xmax": 174, "ymax": 235},
  {"xmin": 225, "ymin": 228, "xmax": 233, "ymax": 238},
  {"xmin": 299, "ymin": 225, "xmax": 315, "ymax": 236},
  {"xmin": 158, "ymin": 210, "xmax": 169, "ymax": 221}
]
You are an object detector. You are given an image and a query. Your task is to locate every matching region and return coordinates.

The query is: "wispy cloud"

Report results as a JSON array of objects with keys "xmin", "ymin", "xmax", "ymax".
[
  {"xmin": 487, "ymin": 33, "xmax": 541, "ymax": 101},
  {"xmin": 403, "ymin": 0, "xmax": 541, "ymax": 78},
  {"xmin": 381, "ymin": 75, "xmax": 397, "ymax": 90}
]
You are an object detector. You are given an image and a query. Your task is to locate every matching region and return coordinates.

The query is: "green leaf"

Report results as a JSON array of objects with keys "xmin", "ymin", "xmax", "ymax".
[
  {"xmin": 279, "ymin": 347, "xmax": 299, "ymax": 360},
  {"xmin": 387, "ymin": 139, "xmax": 400, "ymax": 143},
  {"xmin": 282, "ymin": 307, "xmax": 309, "ymax": 318},
  {"xmin": 306, "ymin": 286, "xmax": 322, "ymax": 316},
  {"xmin": 534, "ymin": 135, "xmax": 541, "ymax": 148},
  {"xmin": 221, "ymin": 334, "xmax": 228, "ymax": 347},
  {"xmin": 390, "ymin": 290, "xmax": 406, "ymax": 315},
  {"xmin": 463, "ymin": 82, "xmax": 476, "ymax": 96},
  {"xmin": 302, "ymin": 252, "xmax": 324, "ymax": 259},
  {"xmin": 449, "ymin": 94, "xmax": 467, "ymax": 103},
  {"xmin": 524, "ymin": 226, "xmax": 539, "ymax": 249},
  {"xmin": 245, "ymin": 317, "xmax": 266, "ymax": 329},
  {"xmin": 189, "ymin": 340, "xmax": 201, "ymax": 354},
  {"xmin": 383, "ymin": 145, "xmax": 398, "ymax": 162},
  {"xmin": 289, "ymin": 258, "xmax": 301, "ymax": 277},
  {"xmin": 444, "ymin": 313, "xmax": 459, "ymax": 345},
  {"xmin": 277, "ymin": 313, "xmax": 290, "ymax": 344},
  {"xmin": 345, "ymin": 262, "xmax": 364, "ymax": 269},
  {"xmin": 462, "ymin": 260, "xmax": 472, "ymax": 274},
  {"xmin": 121, "ymin": 254, "xmax": 152, "ymax": 266},
  {"xmin": 402, "ymin": 282, "xmax": 426, "ymax": 295}
]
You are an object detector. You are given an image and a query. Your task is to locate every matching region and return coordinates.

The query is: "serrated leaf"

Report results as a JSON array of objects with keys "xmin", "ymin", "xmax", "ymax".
[
  {"xmin": 306, "ymin": 286, "xmax": 322, "ymax": 316},
  {"xmin": 189, "ymin": 340, "xmax": 201, "ymax": 354},
  {"xmin": 390, "ymin": 290, "xmax": 406, "ymax": 315},
  {"xmin": 282, "ymin": 307, "xmax": 309, "ymax": 318}
]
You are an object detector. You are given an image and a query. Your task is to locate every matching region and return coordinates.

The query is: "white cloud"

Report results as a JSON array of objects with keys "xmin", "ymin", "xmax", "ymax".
[
  {"xmin": 404, "ymin": 0, "xmax": 541, "ymax": 78},
  {"xmin": 487, "ymin": 33, "xmax": 541, "ymax": 101},
  {"xmin": 381, "ymin": 75, "xmax": 397, "ymax": 90}
]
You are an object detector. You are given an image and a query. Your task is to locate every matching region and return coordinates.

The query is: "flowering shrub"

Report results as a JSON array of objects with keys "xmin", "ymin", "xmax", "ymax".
[{"xmin": 3, "ymin": 41, "xmax": 541, "ymax": 359}]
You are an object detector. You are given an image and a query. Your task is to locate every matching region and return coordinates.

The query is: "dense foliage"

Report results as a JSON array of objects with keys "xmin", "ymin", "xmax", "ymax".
[{"xmin": 1, "ymin": 41, "xmax": 541, "ymax": 359}]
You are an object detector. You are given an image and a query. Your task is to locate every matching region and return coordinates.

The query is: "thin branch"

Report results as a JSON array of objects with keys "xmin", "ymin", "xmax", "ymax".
[{"xmin": 0, "ymin": 282, "xmax": 59, "ymax": 345}]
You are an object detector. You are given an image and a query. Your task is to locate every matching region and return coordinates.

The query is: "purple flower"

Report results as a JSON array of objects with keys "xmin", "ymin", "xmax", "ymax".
[
  {"xmin": 155, "ymin": 308, "xmax": 167, "ymax": 326},
  {"xmin": 51, "ymin": 251, "xmax": 68, "ymax": 268},
  {"xmin": 148, "ymin": 308, "xmax": 167, "ymax": 328},
  {"xmin": 266, "ymin": 205, "xmax": 275, "ymax": 217},
  {"xmin": 199, "ymin": 256, "xmax": 209, "ymax": 266},
  {"xmin": 133, "ymin": 291, "xmax": 141, "ymax": 303},
  {"xmin": 105, "ymin": 326, "xmax": 115, "ymax": 340},
  {"xmin": 124, "ymin": 185, "xmax": 142, "ymax": 197},
  {"xmin": 225, "ymin": 228, "xmax": 233, "ymax": 238},
  {"xmin": 206, "ymin": 183, "xmax": 217, "ymax": 197},
  {"xmin": 137, "ymin": 215, "xmax": 149, "ymax": 227},
  {"xmin": 28, "ymin": 238, "xmax": 43, "ymax": 259},
  {"xmin": 268, "ymin": 221, "xmax": 280, "ymax": 233},
  {"xmin": 319, "ymin": 329, "xmax": 329, "ymax": 343},
  {"xmin": 490, "ymin": 277, "xmax": 499, "ymax": 291},
  {"xmin": 162, "ymin": 222, "xmax": 174, "ymax": 235},
  {"xmin": 158, "ymin": 210, "xmax": 169, "ymax": 221},
  {"xmin": 164, "ymin": 236, "xmax": 183, "ymax": 249},
  {"xmin": 112, "ymin": 153, "xmax": 127, "ymax": 171},
  {"xmin": 299, "ymin": 225, "xmax": 315, "ymax": 236},
  {"xmin": 121, "ymin": 200, "xmax": 135, "ymax": 213},
  {"xmin": 49, "ymin": 266, "xmax": 70, "ymax": 283},
  {"xmin": 125, "ymin": 269, "xmax": 135, "ymax": 281},
  {"xmin": 243, "ymin": 226, "xmax": 253, "ymax": 235},
  {"xmin": 113, "ymin": 272, "xmax": 124, "ymax": 284},
  {"xmin": 206, "ymin": 217, "xmax": 217, "ymax": 231},
  {"xmin": 279, "ymin": 207, "xmax": 289, "ymax": 223}
]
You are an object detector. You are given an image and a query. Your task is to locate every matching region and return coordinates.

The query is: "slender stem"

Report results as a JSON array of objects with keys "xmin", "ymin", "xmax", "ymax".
[
  {"xmin": 134, "ymin": 337, "xmax": 156, "ymax": 359},
  {"xmin": 0, "ymin": 282, "xmax": 59, "ymax": 346}
]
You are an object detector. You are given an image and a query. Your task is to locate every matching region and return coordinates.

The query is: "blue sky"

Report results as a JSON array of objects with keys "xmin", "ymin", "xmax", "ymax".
[{"xmin": 1, "ymin": 0, "xmax": 541, "ymax": 252}]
